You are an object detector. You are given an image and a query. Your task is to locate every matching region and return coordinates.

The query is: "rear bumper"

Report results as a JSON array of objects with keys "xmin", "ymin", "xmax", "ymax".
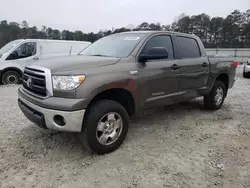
[
  {"xmin": 244, "ymin": 65, "xmax": 250, "ymax": 73},
  {"xmin": 0, "ymin": 70, "xmax": 3, "ymax": 83},
  {"xmin": 18, "ymin": 93, "xmax": 85, "ymax": 132},
  {"xmin": 230, "ymin": 79, "xmax": 236, "ymax": 88}
]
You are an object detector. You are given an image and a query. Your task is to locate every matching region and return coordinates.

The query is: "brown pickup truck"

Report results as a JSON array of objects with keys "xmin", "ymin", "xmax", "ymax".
[{"xmin": 18, "ymin": 31, "xmax": 238, "ymax": 154}]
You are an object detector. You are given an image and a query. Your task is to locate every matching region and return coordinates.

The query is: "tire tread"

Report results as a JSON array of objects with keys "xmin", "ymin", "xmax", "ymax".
[
  {"xmin": 80, "ymin": 100, "xmax": 129, "ymax": 154},
  {"xmin": 204, "ymin": 81, "xmax": 226, "ymax": 110},
  {"xmin": 1, "ymin": 70, "xmax": 21, "ymax": 85}
]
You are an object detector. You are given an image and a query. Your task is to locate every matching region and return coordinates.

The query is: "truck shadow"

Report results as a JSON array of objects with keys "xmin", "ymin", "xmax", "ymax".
[{"xmin": 131, "ymin": 98, "xmax": 206, "ymax": 124}]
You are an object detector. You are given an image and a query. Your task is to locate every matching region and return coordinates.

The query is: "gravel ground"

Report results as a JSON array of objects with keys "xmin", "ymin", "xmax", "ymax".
[{"xmin": 1, "ymin": 65, "xmax": 250, "ymax": 188}]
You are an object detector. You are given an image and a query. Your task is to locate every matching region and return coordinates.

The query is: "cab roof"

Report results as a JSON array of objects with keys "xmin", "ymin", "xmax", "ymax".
[{"xmin": 116, "ymin": 30, "xmax": 198, "ymax": 38}]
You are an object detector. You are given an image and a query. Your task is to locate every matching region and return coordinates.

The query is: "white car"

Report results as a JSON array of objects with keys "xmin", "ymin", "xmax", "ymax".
[
  {"xmin": 243, "ymin": 58, "xmax": 250, "ymax": 78},
  {"xmin": 0, "ymin": 39, "xmax": 91, "ymax": 84}
]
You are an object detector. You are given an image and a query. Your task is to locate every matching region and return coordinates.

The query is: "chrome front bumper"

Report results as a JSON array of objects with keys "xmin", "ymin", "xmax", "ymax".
[{"xmin": 18, "ymin": 95, "xmax": 85, "ymax": 132}]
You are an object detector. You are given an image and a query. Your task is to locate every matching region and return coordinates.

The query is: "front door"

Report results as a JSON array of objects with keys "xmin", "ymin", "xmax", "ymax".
[
  {"xmin": 8, "ymin": 42, "xmax": 39, "ymax": 70},
  {"xmin": 137, "ymin": 35, "xmax": 181, "ymax": 110}
]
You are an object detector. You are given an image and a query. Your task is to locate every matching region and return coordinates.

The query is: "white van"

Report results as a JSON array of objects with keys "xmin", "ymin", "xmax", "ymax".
[{"xmin": 0, "ymin": 39, "xmax": 91, "ymax": 84}]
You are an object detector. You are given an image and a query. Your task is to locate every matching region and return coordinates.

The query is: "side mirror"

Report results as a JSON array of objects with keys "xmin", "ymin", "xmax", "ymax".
[{"xmin": 139, "ymin": 47, "xmax": 168, "ymax": 63}]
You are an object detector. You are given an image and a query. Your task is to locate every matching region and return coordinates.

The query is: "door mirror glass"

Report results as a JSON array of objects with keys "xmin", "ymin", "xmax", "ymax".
[{"xmin": 139, "ymin": 47, "xmax": 168, "ymax": 62}]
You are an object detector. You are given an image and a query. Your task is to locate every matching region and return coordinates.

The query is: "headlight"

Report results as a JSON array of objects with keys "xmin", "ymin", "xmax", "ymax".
[{"xmin": 52, "ymin": 75, "xmax": 85, "ymax": 90}]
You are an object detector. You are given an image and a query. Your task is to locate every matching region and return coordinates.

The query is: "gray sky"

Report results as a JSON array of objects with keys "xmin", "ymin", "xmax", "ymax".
[{"xmin": 1, "ymin": 0, "xmax": 249, "ymax": 32}]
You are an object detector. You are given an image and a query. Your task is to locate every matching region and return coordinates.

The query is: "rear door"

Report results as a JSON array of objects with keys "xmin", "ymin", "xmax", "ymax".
[
  {"xmin": 176, "ymin": 36, "xmax": 210, "ymax": 96},
  {"xmin": 137, "ymin": 34, "xmax": 181, "ymax": 109}
]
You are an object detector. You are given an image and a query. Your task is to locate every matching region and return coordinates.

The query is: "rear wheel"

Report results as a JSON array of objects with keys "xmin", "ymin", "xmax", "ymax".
[
  {"xmin": 1, "ymin": 71, "xmax": 21, "ymax": 85},
  {"xmin": 204, "ymin": 81, "xmax": 226, "ymax": 110},
  {"xmin": 80, "ymin": 100, "xmax": 129, "ymax": 154}
]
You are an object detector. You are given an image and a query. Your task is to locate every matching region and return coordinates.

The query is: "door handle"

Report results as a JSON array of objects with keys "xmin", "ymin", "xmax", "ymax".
[
  {"xmin": 202, "ymin": 62, "xmax": 208, "ymax": 67},
  {"xmin": 33, "ymin": 57, "xmax": 39, "ymax": 60},
  {"xmin": 171, "ymin": 64, "xmax": 180, "ymax": 70}
]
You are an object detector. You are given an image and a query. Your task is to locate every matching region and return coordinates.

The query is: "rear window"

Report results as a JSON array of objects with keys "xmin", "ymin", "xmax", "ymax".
[{"xmin": 177, "ymin": 36, "xmax": 201, "ymax": 58}]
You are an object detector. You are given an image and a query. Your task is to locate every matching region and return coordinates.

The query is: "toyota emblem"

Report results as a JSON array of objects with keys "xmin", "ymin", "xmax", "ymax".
[{"xmin": 27, "ymin": 78, "xmax": 32, "ymax": 88}]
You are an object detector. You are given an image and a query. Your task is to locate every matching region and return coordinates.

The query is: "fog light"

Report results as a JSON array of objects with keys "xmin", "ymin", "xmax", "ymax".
[{"xmin": 53, "ymin": 115, "xmax": 66, "ymax": 126}]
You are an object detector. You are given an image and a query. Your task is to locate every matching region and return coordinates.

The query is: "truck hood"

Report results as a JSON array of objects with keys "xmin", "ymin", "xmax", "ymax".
[{"xmin": 31, "ymin": 55, "xmax": 121, "ymax": 75}]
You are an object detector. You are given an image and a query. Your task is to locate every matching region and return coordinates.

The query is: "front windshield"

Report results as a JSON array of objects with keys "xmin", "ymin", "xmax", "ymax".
[
  {"xmin": 0, "ymin": 40, "xmax": 22, "ymax": 55},
  {"xmin": 80, "ymin": 33, "xmax": 145, "ymax": 58}
]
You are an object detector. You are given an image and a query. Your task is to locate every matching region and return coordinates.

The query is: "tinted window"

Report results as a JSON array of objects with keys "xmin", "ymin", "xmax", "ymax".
[
  {"xmin": 177, "ymin": 37, "xmax": 200, "ymax": 58},
  {"xmin": 141, "ymin": 35, "xmax": 174, "ymax": 59},
  {"xmin": 7, "ymin": 42, "xmax": 36, "ymax": 60}
]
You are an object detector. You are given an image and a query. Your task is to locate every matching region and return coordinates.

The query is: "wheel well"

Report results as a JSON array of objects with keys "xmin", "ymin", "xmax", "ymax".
[
  {"xmin": 216, "ymin": 73, "xmax": 229, "ymax": 96},
  {"xmin": 1, "ymin": 68, "xmax": 22, "ymax": 82},
  {"xmin": 87, "ymin": 88, "xmax": 135, "ymax": 116},
  {"xmin": 216, "ymin": 73, "xmax": 229, "ymax": 89}
]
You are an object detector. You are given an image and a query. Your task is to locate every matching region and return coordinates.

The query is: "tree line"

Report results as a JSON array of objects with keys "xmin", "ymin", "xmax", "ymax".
[{"xmin": 0, "ymin": 9, "xmax": 249, "ymax": 48}]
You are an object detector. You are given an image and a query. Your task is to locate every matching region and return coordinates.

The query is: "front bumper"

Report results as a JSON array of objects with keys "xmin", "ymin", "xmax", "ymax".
[{"xmin": 18, "ymin": 94, "xmax": 85, "ymax": 132}]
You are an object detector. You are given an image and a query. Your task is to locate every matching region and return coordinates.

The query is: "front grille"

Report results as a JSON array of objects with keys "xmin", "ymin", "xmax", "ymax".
[{"xmin": 23, "ymin": 67, "xmax": 47, "ymax": 97}]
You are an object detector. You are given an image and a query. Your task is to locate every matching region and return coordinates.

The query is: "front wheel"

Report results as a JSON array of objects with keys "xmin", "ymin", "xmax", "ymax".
[
  {"xmin": 1, "ymin": 71, "xmax": 21, "ymax": 85},
  {"xmin": 204, "ymin": 81, "xmax": 227, "ymax": 110},
  {"xmin": 80, "ymin": 100, "xmax": 129, "ymax": 154}
]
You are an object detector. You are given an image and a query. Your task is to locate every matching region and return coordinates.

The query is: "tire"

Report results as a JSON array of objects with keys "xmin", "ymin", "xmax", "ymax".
[
  {"xmin": 1, "ymin": 71, "xmax": 21, "ymax": 85},
  {"xmin": 80, "ymin": 100, "xmax": 129, "ymax": 155},
  {"xmin": 204, "ymin": 81, "xmax": 227, "ymax": 110},
  {"xmin": 243, "ymin": 72, "xmax": 249, "ymax": 78}
]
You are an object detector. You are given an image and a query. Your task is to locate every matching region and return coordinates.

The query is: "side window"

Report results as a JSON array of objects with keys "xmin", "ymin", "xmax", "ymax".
[
  {"xmin": 40, "ymin": 42, "xmax": 71, "ymax": 55},
  {"xmin": 176, "ymin": 37, "xmax": 200, "ymax": 58},
  {"xmin": 6, "ymin": 42, "xmax": 36, "ymax": 60},
  {"xmin": 141, "ymin": 35, "xmax": 174, "ymax": 59}
]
